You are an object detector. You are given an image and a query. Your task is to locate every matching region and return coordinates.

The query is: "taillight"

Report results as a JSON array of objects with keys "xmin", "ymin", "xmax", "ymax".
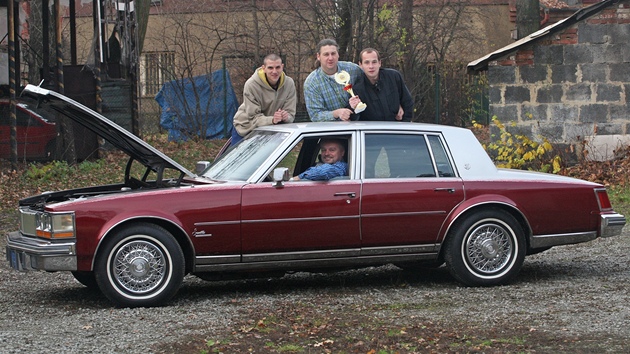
[{"xmin": 595, "ymin": 188, "xmax": 613, "ymax": 210}]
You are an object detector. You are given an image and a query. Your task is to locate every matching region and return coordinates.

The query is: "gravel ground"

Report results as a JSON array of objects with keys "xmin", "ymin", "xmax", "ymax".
[{"xmin": 1, "ymin": 214, "xmax": 629, "ymax": 353}]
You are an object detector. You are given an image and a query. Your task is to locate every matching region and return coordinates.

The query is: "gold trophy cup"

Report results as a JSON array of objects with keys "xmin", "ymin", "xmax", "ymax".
[{"xmin": 334, "ymin": 70, "xmax": 367, "ymax": 113}]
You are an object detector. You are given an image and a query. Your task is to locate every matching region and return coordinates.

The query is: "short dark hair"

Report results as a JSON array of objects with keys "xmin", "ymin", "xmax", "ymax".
[
  {"xmin": 263, "ymin": 53, "xmax": 282, "ymax": 65},
  {"xmin": 359, "ymin": 48, "xmax": 380, "ymax": 63},
  {"xmin": 316, "ymin": 38, "xmax": 339, "ymax": 54}
]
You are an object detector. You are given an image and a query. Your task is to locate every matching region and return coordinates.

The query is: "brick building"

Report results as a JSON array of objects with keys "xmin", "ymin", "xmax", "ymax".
[{"xmin": 468, "ymin": 0, "xmax": 630, "ymax": 161}]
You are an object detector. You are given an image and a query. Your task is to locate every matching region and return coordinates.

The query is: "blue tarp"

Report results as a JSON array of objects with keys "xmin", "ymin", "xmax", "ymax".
[{"xmin": 155, "ymin": 69, "xmax": 238, "ymax": 141}]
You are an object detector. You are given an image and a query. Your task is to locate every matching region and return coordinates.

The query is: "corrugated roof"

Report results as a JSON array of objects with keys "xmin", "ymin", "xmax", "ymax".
[{"xmin": 467, "ymin": 0, "xmax": 616, "ymax": 73}]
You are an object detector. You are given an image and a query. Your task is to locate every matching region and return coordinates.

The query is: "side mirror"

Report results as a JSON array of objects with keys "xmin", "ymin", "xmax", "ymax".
[
  {"xmin": 272, "ymin": 167, "xmax": 290, "ymax": 188},
  {"xmin": 195, "ymin": 161, "xmax": 211, "ymax": 175}
]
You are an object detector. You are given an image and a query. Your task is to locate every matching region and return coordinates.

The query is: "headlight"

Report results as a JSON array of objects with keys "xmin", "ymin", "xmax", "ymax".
[{"xmin": 35, "ymin": 212, "xmax": 75, "ymax": 239}]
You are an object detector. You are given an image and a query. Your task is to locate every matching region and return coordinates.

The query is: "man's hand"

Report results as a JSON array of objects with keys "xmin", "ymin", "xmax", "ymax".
[
  {"xmin": 273, "ymin": 109, "xmax": 290, "ymax": 124},
  {"xmin": 396, "ymin": 106, "xmax": 404, "ymax": 121},
  {"xmin": 349, "ymin": 96, "xmax": 361, "ymax": 110},
  {"xmin": 333, "ymin": 108, "xmax": 354, "ymax": 121}
]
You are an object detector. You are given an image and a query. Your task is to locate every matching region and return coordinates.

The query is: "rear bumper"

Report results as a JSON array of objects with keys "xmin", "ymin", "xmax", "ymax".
[
  {"xmin": 6, "ymin": 231, "xmax": 77, "ymax": 271},
  {"xmin": 529, "ymin": 213, "xmax": 626, "ymax": 249},
  {"xmin": 600, "ymin": 213, "xmax": 626, "ymax": 238}
]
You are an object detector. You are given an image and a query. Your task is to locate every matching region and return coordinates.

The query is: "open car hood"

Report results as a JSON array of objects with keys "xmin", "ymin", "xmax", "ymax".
[{"xmin": 21, "ymin": 84, "xmax": 196, "ymax": 178}]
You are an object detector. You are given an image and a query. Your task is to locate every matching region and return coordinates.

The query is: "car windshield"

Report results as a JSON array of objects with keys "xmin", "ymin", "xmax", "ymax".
[{"xmin": 202, "ymin": 130, "xmax": 290, "ymax": 181}]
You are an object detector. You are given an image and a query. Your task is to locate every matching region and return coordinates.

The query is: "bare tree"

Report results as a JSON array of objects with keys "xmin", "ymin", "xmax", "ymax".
[
  {"xmin": 410, "ymin": 1, "xmax": 482, "ymax": 124},
  {"xmin": 133, "ymin": 0, "xmax": 499, "ymax": 134},
  {"xmin": 272, "ymin": 0, "xmax": 488, "ymax": 124},
  {"xmin": 142, "ymin": 3, "xmax": 259, "ymax": 140},
  {"xmin": 23, "ymin": 1, "xmax": 56, "ymax": 86}
]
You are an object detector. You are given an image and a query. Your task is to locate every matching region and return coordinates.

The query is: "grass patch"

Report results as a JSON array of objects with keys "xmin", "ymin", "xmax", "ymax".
[
  {"xmin": 608, "ymin": 184, "xmax": 630, "ymax": 217},
  {"xmin": 178, "ymin": 300, "xmax": 545, "ymax": 353}
]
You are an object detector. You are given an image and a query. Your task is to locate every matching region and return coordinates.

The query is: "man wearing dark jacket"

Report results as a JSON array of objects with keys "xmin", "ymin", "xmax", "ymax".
[{"xmin": 353, "ymin": 48, "xmax": 414, "ymax": 121}]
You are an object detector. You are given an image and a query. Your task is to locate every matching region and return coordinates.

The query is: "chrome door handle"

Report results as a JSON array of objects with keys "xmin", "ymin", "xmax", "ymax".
[
  {"xmin": 434, "ymin": 188, "xmax": 455, "ymax": 193},
  {"xmin": 334, "ymin": 192, "xmax": 356, "ymax": 198}
]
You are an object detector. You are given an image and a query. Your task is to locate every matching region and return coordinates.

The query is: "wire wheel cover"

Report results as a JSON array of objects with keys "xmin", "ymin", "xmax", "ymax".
[
  {"xmin": 112, "ymin": 240, "xmax": 167, "ymax": 294},
  {"xmin": 465, "ymin": 222, "xmax": 514, "ymax": 274}
]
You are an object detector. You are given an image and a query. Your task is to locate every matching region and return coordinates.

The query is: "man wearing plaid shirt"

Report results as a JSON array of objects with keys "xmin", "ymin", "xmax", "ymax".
[{"xmin": 304, "ymin": 39, "xmax": 363, "ymax": 122}]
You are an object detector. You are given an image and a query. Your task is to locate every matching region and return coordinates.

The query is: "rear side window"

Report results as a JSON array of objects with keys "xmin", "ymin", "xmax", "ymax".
[
  {"xmin": 364, "ymin": 133, "xmax": 454, "ymax": 178},
  {"xmin": 428, "ymin": 135, "xmax": 455, "ymax": 177}
]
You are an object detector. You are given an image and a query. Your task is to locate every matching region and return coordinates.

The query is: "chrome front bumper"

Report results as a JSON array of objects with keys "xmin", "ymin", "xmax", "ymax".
[{"xmin": 6, "ymin": 231, "xmax": 77, "ymax": 271}]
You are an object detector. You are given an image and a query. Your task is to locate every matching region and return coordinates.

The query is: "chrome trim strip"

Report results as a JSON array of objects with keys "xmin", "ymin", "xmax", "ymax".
[
  {"xmin": 361, "ymin": 211, "xmax": 446, "ymax": 218},
  {"xmin": 361, "ymin": 244, "xmax": 439, "ymax": 255},
  {"xmin": 195, "ymin": 254, "xmax": 241, "ymax": 265},
  {"xmin": 242, "ymin": 215, "xmax": 359, "ymax": 224},
  {"xmin": 194, "ymin": 220, "xmax": 240, "ymax": 226},
  {"xmin": 194, "ymin": 252, "xmax": 438, "ymax": 272},
  {"xmin": 529, "ymin": 231, "xmax": 597, "ymax": 249},
  {"xmin": 243, "ymin": 248, "xmax": 361, "ymax": 262}
]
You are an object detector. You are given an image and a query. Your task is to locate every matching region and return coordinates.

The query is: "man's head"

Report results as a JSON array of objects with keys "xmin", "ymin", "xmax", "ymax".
[
  {"xmin": 359, "ymin": 48, "xmax": 381, "ymax": 83},
  {"xmin": 262, "ymin": 54, "xmax": 284, "ymax": 86},
  {"xmin": 316, "ymin": 39, "xmax": 340, "ymax": 76},
  {"xmin": 319, "ymin": 139, "xmax": 345, "ymax": 164}
]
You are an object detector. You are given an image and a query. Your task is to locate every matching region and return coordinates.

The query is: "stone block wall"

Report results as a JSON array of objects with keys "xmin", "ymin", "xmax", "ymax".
[{"xmin": 487, "ymin": 1, "xmax": 630, "ymax": 160}]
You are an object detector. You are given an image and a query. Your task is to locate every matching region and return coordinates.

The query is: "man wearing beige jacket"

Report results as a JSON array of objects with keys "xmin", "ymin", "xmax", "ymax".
[{"xmin": 231, "ymin": 54, "xmax": 297, "ymax": 145}]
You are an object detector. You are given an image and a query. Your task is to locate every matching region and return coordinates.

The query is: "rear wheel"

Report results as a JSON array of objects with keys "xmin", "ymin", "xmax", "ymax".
[
  {"xmin": 444, "ymin": 208, "xmax": 525, "ymax": 286},
  {"xmin": 94, "ymin": 223, "xmax": 185, "ymax": 307}
]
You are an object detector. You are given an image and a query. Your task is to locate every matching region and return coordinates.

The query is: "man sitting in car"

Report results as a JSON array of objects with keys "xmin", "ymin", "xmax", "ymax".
[{"xmin": 292, "ymin": 139, "xmax": 348, "ymax": 181}]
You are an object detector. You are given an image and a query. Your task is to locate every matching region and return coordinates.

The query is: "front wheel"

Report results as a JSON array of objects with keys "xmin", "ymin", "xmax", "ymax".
[
  {"xmin": 444, "ymin": 208, "xmax": 525, "ymax": 286},
  {"xmin": 94, "ymin": 223, "xmax": 185, "ymax": 307}
]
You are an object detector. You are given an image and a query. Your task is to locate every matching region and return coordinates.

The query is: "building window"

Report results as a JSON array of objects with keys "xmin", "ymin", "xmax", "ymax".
[{"xmin": 141, "ymin": 51, "xmax": 175, "ymax": 97}]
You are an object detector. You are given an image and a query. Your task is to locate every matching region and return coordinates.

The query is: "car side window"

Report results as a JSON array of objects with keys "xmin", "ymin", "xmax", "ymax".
[
  {"xmin": 275, "ymin": 140, "xmax": 304, "ymax": 177},
  {"xmin": 364, "ymin": 133, "xmax": 437, "ymax": 178},
  {"xmin": 273, "ymin": 135, "xmax": 351, "ymax": 180},
  {"xmin": 427, "ymin": 135, "xmax": 456, "ymax": 177}
]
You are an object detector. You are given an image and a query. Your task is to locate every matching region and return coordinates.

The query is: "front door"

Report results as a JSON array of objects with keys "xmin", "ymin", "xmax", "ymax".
[{"xmin": 240, "ymin": 180, "xmax": 361, "ymax": 260}]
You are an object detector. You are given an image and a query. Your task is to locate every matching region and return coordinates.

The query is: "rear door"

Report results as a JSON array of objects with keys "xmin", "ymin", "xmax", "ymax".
[{"xmin": 360, "ymin": 132, "xmax": 465, "ymax": 249}]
